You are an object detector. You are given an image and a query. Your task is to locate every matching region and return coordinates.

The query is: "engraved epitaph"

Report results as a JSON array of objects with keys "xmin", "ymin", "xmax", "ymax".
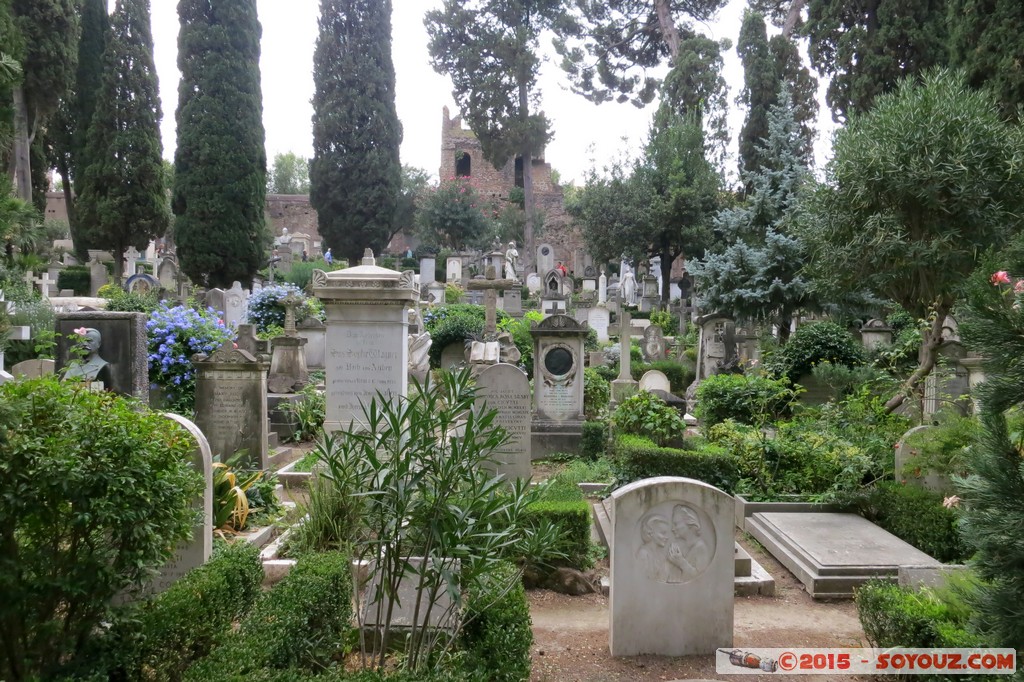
[{"xmin": 475, "ymin": 363, "xmax": 532, "ymax": 479}]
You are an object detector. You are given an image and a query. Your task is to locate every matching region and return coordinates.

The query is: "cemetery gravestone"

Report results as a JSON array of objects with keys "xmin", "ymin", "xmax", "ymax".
[
  {"xmin": 642, "ymin": 325, "xmax": 666, "ymax": 362},
  {"xmin": 312, "ymin": 250, "xmax": 418, "ymax": 432},
  {"xmin": 158, "ymin": 257, "xmax": 178, "ymax": 291},
  {"xmin": 475, "ymin": 363, "xmax": 532, "ymax": 480},
  {"xmin": 297, "ymin": 316, "xmax": 327, "ymax": 370},
  {"xmin": 55, "ymin": 311, "xmax": 149, "ymax": 402},
  {"xmin": 588, "ymin": 306, "xmax": 610, "ymax": 342},
  {"xmin": 536, "ymin": 243, "xmax": 555, "ymax": 275},
  {"xmin": 222, "ymin": 281, "xmax": 248, "ymax": 329},
  {"xmin": 530, "ymin": 314, "xmax": 589, "ymax": 458},
  {"xmin": 420, "ymin": 257, "xmax": 436, "ymax": 286},
  {"xmin": 11, "ymin": 359, "xmax": 55, "ymax": 379},
  {"xmin": 440, "ymin": 341, "xmax": 466, "ymax": 370},
  {"xmin": 192, "ymin": 342, "xmax": 269, "ymax": 470},
  {"xmin": 446, "ymin": 256, "xmax": 462, "ymax": 284},
  {"xmin": 130, "ymin": 412, "xmax": 212, "ymax": 598},
  {"xmin": 503, "ymin": 287, "xmax": 522, "ymax": 315},
  {"xmin": 124, "ymin": 273, "xmax": 158, "ymax": 295},
  {"xmin": 610, "ymin": 476, "xmax": 734, "ymax": 656},
  {"xmin": 525, "ymin": 272, "xmax": 542, "ymax": 294},
  {"xmin": 639, "ymin": 370, "xmax": 671, "ymax": 394},
  {"xmin": 611, "ymin": 308, "xmax": 639, "ymax": 405}
]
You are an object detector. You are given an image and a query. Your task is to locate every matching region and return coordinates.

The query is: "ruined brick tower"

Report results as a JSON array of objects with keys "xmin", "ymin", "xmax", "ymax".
[{"xmin": 440, "ymin": 107, "xmax": 583, "ymax": 272}]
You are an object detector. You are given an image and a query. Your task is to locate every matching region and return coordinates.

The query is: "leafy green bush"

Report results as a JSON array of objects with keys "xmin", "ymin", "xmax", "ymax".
[
  {"xmin": 648, "ymin": 310, "xmax": 678, "ymax": 336},
  {"xmin": 284, "ymin": 383, "xmax": 326, "ymax": 442},
  {"xmin": 846, "ymin": 482, "xmax": 969, "ymax": 563},
  {"xmin": 580, "ymin": 420, "xmax": 609, "ymax": 459},
  {"xmin": 905, "ymin": 411, "xmax": 979, "ymax": 481},
  {"xmin": 695, "ymin": 372, "xmax": 798, "ymax": 427},
  {"xmin": 770, "ymin": 321, "xmax": 865, "ymax": 381},
  {"xmin": 0, "ymin": 377, "xmax": 202, "ymax": 681},
  {"xmin": 2, "ymin": 284, "xmax": 56, "ymax": 364},
  {"xmin": 76, "ymin": 543, "xmax": 264, "ymax": 681},
  {"xmin": 583, "ymin": 367, "xmax": 610, "ymax": 418},
  {"xmin": 104, "ymin": 286, "xmax": 162, "ymax": 313},
  {"xmin": 856, "ymin": 581, "xmax": 985, "ymax": 681},
  {"xmin": 549, "ymin": 457, "xmax": 615, "ymax": 488},
  {"xmin": 57, "ymin": 265, "xmax": 90, "ymax": 295},
  {"xmin": 423, "ymin": 303, "xmax": 511, "ymax": 368},
  {"xmin": 631, "ymin": 359, "xmax": 694, "ymax": 394},
  {"xmin": 611, "ymin": 391, "xmax": 686, "ymax": 447},
  {"xmin": 498, "ymin": 310, "xmax": 541, "ymax": 374},
  {"xmin": 246, "ymin": 283, "xmax": 322, "ymax": 333},
  {"xmin": 611, "ymin": 434, "xmax": 740, "ymax": 492},
  {"xmin": 183, "ymin": 551, "xmax": 353, "ymax": 680},
  {"xmin": 461, "ymin": 561, "xmax": 532, "ymax": 682},
  {"xmin": 147, "ymin": 303, "xmax": 234, "ymax": 412}
]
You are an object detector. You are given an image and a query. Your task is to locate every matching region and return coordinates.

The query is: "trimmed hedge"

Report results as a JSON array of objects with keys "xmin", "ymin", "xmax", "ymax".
[
  {"xmin": 611, "ymin": 434, "xmax": 740, "ymax": 493},
  {"xmin": 846, "ymin": 482, "xmax": 969, "ymax": 563},
  {"xmin": 527, "ymin": 482, "xmax": 592, "ymax": 570},
  {"xmin": 580, "ymin": 420, "xmax": 608, "ymax": 459},
  {"xmin": 64, "ymin": 542, "xmax": 264, "ymax": 680},
  {"xmin": 461, "ymin": 561, "xmax": 533, "ymax": 682},
  {"xmin": 57, "ymin": 265, "xmax": 91, "ymax": 295},
  {"xmin": 184, "ymin": 551, "xmax": 353, "ymax": 680},
  {"xmin": 694, "ymin": 373, "xmax": 797, "ymax": 427}
]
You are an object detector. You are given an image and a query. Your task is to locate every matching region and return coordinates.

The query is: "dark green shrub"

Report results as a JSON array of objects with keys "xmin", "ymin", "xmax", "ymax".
[
  {"xmin": 846, "ymin": 482, "xmax": 969, "ymax": 563},
  {"xmin": 856, "ymin": 581, "xmax": 985, "ymax": 682},
  {"xmin": 611, "ymin": 391, "xmax": 686, "ymax": 447},
  {"xmin": 183, "ymin": 551, "xmax": 353, "ymax": 680},
  {"xmin": 695, "ymin": 373, "xmax": 798, "ymax": 427},
  {"xmin": 103, "ymin": 287, "xmax": 162, "ymax": 313},
  {"xmin": 57, "ymin": 265, "xmax": 90, "ymax": 295},
  {"xmin": 771, "ymin": 321, "xmax": 865, "ymax": 381},
  {"xmin": 580, "ymin": 420, "xmax": 609, "ymax": 459},
  {"xmin": 631, "ymin": 359, "xmax": 694, "ymax": 395},
  {"xmin": 526, "ymin": 482, "xmax": 592, "ymax": 570},
  {"xmin": 583, "ymin": 367, "xmax": 609, "ymax": 418},
  {"xmin": 77, "ymin": 543, "xmax": 264, "ymax": 680},
  {"xmin": 423, "ymin": 304, "xmax": 511, "ymax": 368},
  {"xmin": 611, "ymin": 434, "xmax": 740, "ymax": 492},
  {"xmin": 0, "ymin": 377, "xmax": 202, "ymax": 682},
  {"xmin": 462, "ymin": 561, "xmax": 532, "ymax": 682}
]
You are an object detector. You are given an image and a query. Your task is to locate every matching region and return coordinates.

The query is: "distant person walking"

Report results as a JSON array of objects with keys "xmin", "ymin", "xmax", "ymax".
[{"xmin": 324, "ymin": 248, "xmax": 333, "ymax": 265}]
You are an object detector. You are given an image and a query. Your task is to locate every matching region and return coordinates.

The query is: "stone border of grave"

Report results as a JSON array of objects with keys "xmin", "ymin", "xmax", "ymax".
[
  {"xmin": 276, "ymin": 459, "xmax": 313, "ymax": 488},
  {"xmin": 733, "ymin": 495, "xmax": 839, "ymax": 531}
]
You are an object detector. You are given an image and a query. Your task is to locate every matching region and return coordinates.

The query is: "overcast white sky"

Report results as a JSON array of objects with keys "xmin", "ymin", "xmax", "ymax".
[{"xmin": 145, "ymin": 0, "xmax": 833, "ymax": 185}]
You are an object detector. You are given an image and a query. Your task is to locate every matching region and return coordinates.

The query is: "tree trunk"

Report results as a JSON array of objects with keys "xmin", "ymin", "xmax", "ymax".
[
  {"xmin": 12, "ymin": 85, "xmax": 32, "ymax": 203},
  {"xmin": 519, "ymin": 80, "xmax": 536, "ymax": 274},
  {"xmin": 883, "ymin": 306, "xmax": 949, "ymax": 414},
  {"xmin": 113, "ymin": 242, "xmax": 124, "ymax": 284},
  {"xmin": 654, "ymin": 0, "xmax": 681, "ymax": 61},
  {"xmin": 661, "ymin": 252, "xmax": 673, "ymax": 303},
  {"xmin": 782, "ymin": 0, "xmax": 808, "ymax": 38}
]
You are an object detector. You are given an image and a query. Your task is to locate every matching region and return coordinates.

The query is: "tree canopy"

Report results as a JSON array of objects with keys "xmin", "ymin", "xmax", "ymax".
[
  {"xmin": 797, "ymin": 69, "xmax": 1024, "ymax": 410},
  {"xmin": 173, "ymin": 0, "xmax": 267, "ymax": 287},
  {"xmin": 76, "ymin": 0, "xmax": 168, "ymax": 282},
  {"xmin": 268, "ymin": 152, "xmax": 309, "ymax": 195},
  {"xmin": 948, "ymin": 0, "xmax": 1024, "ymax": 119},
  {"xmin": 310, "ymin": 0, "xmax": 402, "ymax": 265}
]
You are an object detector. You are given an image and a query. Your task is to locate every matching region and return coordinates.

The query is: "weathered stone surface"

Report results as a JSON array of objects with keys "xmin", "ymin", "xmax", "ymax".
[
  {"xmin": 639, "ymin": 370, "xmax": 671, "ymax": 393},
  {"xmin": 588, "ymin": 306, "xmax": 610, "ymax": 342},
  {"xmin": 745, "ymin": 512, "xmax": 942, "ymax": 598},
  {"xmin": 11, "ymin": 358, "xmax": 55, "ymax": 378},
  {"xmin": 193, "ymin": 342, "xmax": 269, "ymax": 470},
  {"xmin": 531, "ymin": 314, "xmax": 586, "ymax": 423},
  {"xmin": 642, "ymin": 325, "xmax": 666, "ymax": 362},
  {"xmin": 475, "ymin": 363, "xmax": 531, "ymax": 480},
  {"xmin": 610, "ymin": 477, "xmax": 734, "ymax": 656},
  {"xmin": 312, "ymin": 253, "xmax": 418, "ymax": 432}
]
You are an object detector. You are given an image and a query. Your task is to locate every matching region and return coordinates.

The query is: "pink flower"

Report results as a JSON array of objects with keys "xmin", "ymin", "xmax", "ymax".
[
  {"xmin": 232, "ymin": 342, "xmax": 238, "ymax": 349},
  {"xmin": 991, "ymin": 270, "xmax": 1011, "ymax": 285},
  {"xmin": 942, "ymin": 495, "xmax": 961, "ymax": 509},
  {"xmin": 1015, "ymin": 280, "xmax": 1024, "ymax": 294},
  {"xmin": 73, "ymin": 327, "xmax": 88, "ymax": 336}
]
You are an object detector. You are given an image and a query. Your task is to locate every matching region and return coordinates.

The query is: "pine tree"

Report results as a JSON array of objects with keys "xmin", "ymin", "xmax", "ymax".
[
  {"xmin": 75, "ymin": 0, "xmax": 168, "ymax": 283},
  {"xmin": 804, "ymin": 0, "xmax": 948, "ymax": 119},
  {"xmin": 948, "ymin": 0, "xmax": 1024, "ymax": 119},
  {"xmin": 958, "ymin": 268, "xmax": 1024, "ymax": 651},
  {"xmin": 310, "ymin": 0, "xmax": 402, "ymax": 265},
  {"xmin": 736, "ymin": 9, "xmax": 816, "ymax": 177},
  {"xmin": 694, "ymin": 89, "xmax": 811, "ymax": 338},
  {"xmin": 173, "ymin": 0, "xmax": 266, "ymax": 287}
]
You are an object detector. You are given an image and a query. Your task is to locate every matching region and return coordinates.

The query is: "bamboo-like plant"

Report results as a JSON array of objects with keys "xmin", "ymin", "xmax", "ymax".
[
  {"xmin": 212, "ymin": 462, "xmax": 261, "ymax": 533},
  {"xmin": 314, "ymin": 369, "xmax": 561, "ymax": 673}
]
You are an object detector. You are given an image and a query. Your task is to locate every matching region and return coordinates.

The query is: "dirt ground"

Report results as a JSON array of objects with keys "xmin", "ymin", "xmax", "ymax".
[{"xmin": 528, "ymin": 535, "xmax": 873, "ymax": 682}]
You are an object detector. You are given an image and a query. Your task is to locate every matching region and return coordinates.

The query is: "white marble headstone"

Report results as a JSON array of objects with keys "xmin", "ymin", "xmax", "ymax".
[
  {"xmin": 639, "ymin": 369, "xmax": 671, "ymax": 393},
  {"xmin": 475, "ymin": 363, "xmax": 532, "ymax": 480}
]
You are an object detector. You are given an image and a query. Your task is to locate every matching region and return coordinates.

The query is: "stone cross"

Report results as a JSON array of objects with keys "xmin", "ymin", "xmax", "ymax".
[
  {"xmin": 124, "ymin": 247, "xmax": 140, "ymax": 278},
  {"xmin": 465, "ymin": 266, "xmax": 518, "ymax": 335},
  {"xmin": 35, "ymin": 272, "xmax": 53, "ymax": 300},
  {"xmin": 279, "ymin": 292, "xmax": 303, "ymax": 337}
]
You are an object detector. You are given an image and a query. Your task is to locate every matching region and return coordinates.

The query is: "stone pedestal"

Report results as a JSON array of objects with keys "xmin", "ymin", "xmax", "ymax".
[
  {"xmin": 530, "ymin": 314, "xmax": 588, "ymax": 458},
  {"xmin": 312, "ymin": 250, "xmax": 418, "ymax": 433},
  {"xmin": 959, "ymin": 356, "xmax": 986, "ymax": 414},
  {"xmin": 267, "ymin": 335, "xmax": 309, "ymax": 393}
]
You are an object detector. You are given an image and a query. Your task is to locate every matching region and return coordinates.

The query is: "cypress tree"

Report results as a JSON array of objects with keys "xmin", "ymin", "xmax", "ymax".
[
  {"xmin": 310, "ymin": 0, "xmax": 402, "ymax": 265},
  {"xmin": 948, "ymin": 0, "xmax": 1024, "ymax": 119},
  {"xmin": 67, "ymin": 0, "xmax": 108, "ymax": 256},
  {"xmin": 173, "ymin": 0, "xmax": 266, "ymax": 287},
  {"xmin": 75, "ymin": 0, "xmax": 168, "ymax": 283}
]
